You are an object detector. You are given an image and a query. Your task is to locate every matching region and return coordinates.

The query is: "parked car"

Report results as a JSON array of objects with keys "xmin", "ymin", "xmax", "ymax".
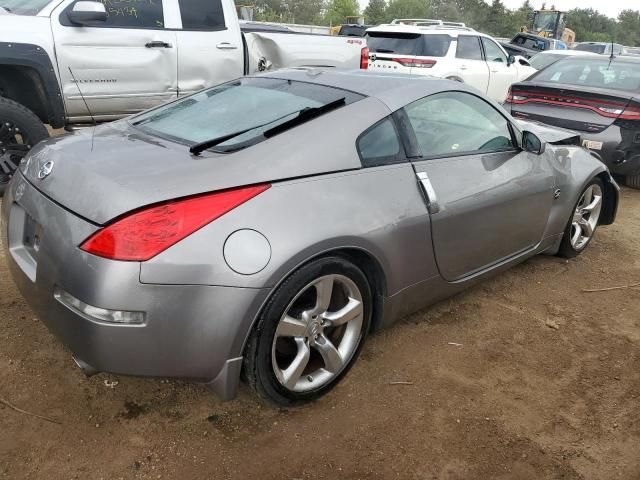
[
  {"xmin": 0, "ymin": 0, "xmax": 369, "ymax": 195},
  {"xmin": 365, "ymin": 20, "xmax": 536, "ymax": 102},
  {"xmin": 573, "ymin": 42, "xmax": 624, "ymax": 55},
  {"xmin": 2, "ymin": 70, "xmax": 618, "ymax": 405},
  {"xmin": 528, "ymin": 49, "xmax": 593, "ymax": 70},
  {"xmin": 505, "ymin": 55, "xmax": 640, "ymax": 188},
  {"xmin": 501, "ymin": 32, "xmax": 568, "ymax": 59}
]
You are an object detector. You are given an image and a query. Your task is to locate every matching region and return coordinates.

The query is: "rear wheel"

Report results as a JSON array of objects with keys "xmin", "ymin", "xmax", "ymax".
[
  {"xmin": 626, "ymin": 174, "xmax": 640, "ymax": 190},
  {"xmin": 557, "ymin": 178, "xmax": 604, "ymax": 258},
  {"xmin": 0, "ymin": 97, "xmax": 49, "ymax": 196},
  {"xmin": 244, "ymin": 256, "xmax": 372, "ymax": 406}
]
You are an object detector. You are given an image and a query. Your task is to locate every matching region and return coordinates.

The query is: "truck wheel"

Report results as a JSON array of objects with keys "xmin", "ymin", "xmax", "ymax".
[
  {"xmin": 626, "ymin": 174, "xmax": 640, "ymax": 190},
  {"xmin": 0, "ymin": 97, "xmax": 49, "ymax": 197}
]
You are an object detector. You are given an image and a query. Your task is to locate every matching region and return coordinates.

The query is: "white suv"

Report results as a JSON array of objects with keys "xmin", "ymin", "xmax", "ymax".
[{"xmin": 366, "ymin": 19, "xmax": 536, "ymax": 102}]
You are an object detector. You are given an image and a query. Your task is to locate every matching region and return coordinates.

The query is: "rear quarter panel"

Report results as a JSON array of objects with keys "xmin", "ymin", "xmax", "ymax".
[
  {"xmin": 244, "ymin": 31, "xmax": 365, "ymax": 72},
  {"xmin": 140, "ymin": 164, "xmax": 438, "ymax": 296}
]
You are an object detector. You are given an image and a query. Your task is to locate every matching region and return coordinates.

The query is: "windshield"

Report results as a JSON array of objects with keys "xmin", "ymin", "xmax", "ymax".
[
  {"xmin": 533, "ymin": 58, "xmax": 640, "ymax": 92},
  {"xmin": 574, "ymin": 43, "xmax": 606, "ymax": 54},
  {"xmin": 0, "ymin": 0, "xmax": 50, "ymax": 15},
  {"xmin": 366, "ymin": 32, "xmax": 451, "ymax": 56},
  {"xmin": 132, "ymin": 77, "xmax": 363, "ymax": 151},
  {"xmin": 532, "ymin": 11, "xmax": 559, "ymax": 34}
]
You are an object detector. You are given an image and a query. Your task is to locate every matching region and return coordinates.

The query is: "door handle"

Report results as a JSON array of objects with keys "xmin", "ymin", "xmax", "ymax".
[
  {"xmin": 216, "ymin": 42, "xmax": 238, "ymax": 50},
  {"xmin": 416, "ymin": 171, "xmax": 440, "ymax": 214},
  {"xmin": 460, "ymin": 65, "xmax": 468, "ymax": 70},
  {"xmin": 145, "ymin": 41, "xmax": 172, "ymax": 48}
]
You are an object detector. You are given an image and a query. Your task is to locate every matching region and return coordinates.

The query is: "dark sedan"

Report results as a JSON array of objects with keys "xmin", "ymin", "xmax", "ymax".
[{"xmin": 505, "ymin": 55, "xmax": 640, "ymax": 188}]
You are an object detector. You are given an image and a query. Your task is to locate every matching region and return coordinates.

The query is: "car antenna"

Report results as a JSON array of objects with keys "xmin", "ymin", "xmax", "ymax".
[{"xmin": 68, "ymin": 66, "xmax": 97, "ymax": 150}]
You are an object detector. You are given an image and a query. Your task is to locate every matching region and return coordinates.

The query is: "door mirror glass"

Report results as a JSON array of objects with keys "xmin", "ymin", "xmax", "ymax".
[
  {"xmin": 507, "ymin": 54, "xmax": 516, "ymax": 66},
  {"xmin": 68, "ymin": 1, "xmax": 107, "ymax": 25},
  {"xmin": 522, "ymin": 130, "xmax": 545, "ymax": 154}
]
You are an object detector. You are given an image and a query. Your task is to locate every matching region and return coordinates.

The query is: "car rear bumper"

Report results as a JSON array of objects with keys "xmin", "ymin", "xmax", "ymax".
[{"xmin": 1, "ymin": 174, "xmax": 269, "ymax": 400}]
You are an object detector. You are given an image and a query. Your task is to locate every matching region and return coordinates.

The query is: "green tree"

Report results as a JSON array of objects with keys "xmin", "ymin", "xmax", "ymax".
[
  {"xmin": 324, "ymin": 0, "xmax": 359, "ymax": 25},
  {"xmin": 384, "ymin": 0, "xmax": 430, "ymax": 23},
  {"xmin": 289, "ymin": 0, "xmax": 325, "ymax": 24},
  {"xmin": 616, "ymin": 10, "xmax": 640, "ymax": 47},
  {"xmin": 364, "ymin": 0, "xmax": 387, "ymax": 24}
]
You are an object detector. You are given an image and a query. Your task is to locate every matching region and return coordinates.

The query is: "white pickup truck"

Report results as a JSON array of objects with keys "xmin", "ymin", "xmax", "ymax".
[{"xmin": 0, "ymin": 0, "xmax": 368, "ymax": 194}]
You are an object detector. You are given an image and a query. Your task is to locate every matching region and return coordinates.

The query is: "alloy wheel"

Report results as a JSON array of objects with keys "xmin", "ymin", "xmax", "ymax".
[
  {"xmin": 0, "ymin": 121, "xmax": 32, "ymax": 187},
  {"xmin": 570, "ymin": 183, "xmax": 603, "ymax": 250},
  {"xmin": 271, "ymin": 274, "xmax": 364, "ymax": 393}
]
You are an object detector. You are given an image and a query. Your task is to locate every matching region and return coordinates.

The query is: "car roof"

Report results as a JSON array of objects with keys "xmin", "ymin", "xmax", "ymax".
[
  {"xmin": 255, "ymin": 68, "xmax": 481, "ymax": 111},
  {"xmin": 366, "ymin": 23, "xmax": 486, "ymax": 38}
]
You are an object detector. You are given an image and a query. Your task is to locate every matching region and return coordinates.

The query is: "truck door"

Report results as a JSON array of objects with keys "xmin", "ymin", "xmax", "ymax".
[
  {"xmin": 51, "ymin": 0, "xmax": 178, "ymax": 123},
  {"xmin": 172, "ymin": 0, "xmax": 244, "ymax": 96}
]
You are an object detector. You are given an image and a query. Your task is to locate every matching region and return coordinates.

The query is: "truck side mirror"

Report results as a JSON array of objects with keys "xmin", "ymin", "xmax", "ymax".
[
  {"xmin": 507, "ymin": 54, "xmax": 516, "ymax": 66},
  {"xmin": 522, "ymin": 131, "xmax": 545, "ymax": 155},
  {"xmin": 68, "ymin": 1, "xmax": 107, "ymax": 25}
]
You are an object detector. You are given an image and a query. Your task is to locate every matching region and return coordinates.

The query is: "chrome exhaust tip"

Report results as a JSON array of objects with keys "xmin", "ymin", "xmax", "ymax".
[{"xmin": 72, "ymin": 356, "xmax": 99, "ymax": 377}]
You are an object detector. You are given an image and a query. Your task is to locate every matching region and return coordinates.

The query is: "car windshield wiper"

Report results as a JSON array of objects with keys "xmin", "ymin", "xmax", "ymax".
[
  {"xmin": 189, "ymin": 108, "xmax": 305, "ymax": 156},
  {"xmin": 263, "ymin": 97, "xmax": 346, "ymax": 139},
  {"xmin": 189, "ymin": 97, "xmax": 346, "ymax": 155}
]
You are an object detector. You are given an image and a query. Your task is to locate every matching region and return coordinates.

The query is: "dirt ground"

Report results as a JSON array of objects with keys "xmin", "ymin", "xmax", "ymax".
[{"xmin": 1, "ymin": 186, "xmax": 640, "ymax": 480}]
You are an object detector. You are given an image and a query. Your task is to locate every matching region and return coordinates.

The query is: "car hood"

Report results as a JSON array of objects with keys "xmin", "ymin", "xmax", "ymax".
[{"xmin": 21, "ymin": 97, "xmax": 385, "ymax": 224}]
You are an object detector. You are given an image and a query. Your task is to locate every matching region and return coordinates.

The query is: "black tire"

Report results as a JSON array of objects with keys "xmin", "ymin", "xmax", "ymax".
[
  {"xmin": 244, "ymin": 256, "xmax": 372, "ymax": 406},
  {"xmin": 0, "ymin": 96, "xmax": 49, "ymax": 197},
  {"xmin": 557, "ymin": 177, "xmax": 605, "ymax": 258},
  {"xmin": 626, "ymin": 174, "xmax": 640, "ymax": 190}
]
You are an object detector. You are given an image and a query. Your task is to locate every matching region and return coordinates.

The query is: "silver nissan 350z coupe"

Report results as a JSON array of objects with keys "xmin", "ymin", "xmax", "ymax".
[{"xmin": 1, "ymin": 69, "xmax": 619, "ymax": 405}]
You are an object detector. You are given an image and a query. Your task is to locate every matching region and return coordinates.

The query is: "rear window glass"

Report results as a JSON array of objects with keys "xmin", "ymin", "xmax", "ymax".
[
  {"xmin": 366, "ymin": 32, "xmax": 451, "ymax": 57},
  {"xmin": 529, "ymin": 52, "xmax": 564, "ymax": 70},
  {"xmin": 574, "ymin": 43, "xmax": 606, "ymax": 54},
  {"xmin": 512, "ymin": 35, "xmax": 548, "ymax": 51},
  {"xmin": 131, "ymin": 78, "xmax": 363, "ymax": 151},
  {"xmin": 339, "ymin": 25, "xmax": 368, "ymax": 37},
  {"xmin": 533, "ymin": 58, "xmax": 640, "ymax": 92}
]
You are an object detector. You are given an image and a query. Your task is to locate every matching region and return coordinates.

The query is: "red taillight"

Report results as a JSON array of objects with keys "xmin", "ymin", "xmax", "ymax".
[
  {"xmin": 507, "ymin": 90, "xmax": 638, "ymax": 120},
  {"xmin": 392, "ymin": 57, "xmax": 436, "ymax": 68},
  {"xmin": 360, "ymin": 47, "xmax": 369, "ymax": 69},
  {"xmin": 80, "ymin": 184, "xmax": 270, "ymax": 261}
]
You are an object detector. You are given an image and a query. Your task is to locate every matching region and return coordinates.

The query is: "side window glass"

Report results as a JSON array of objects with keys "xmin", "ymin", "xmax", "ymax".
[
  {"xmin": 178, "ymin": 0, "xmax": 226, "ymax": 30},
  {"xmin": 63, "ymin": 0, "xmax": 165, "ymax": 28},
  {"xmin": 357, "ymin": 117, "xmax": 404, "ymax": 167},
  {"xmin": 405, "ymin": 91, "xmax": 514, "ymax": 158},
  {"xmin": 482, "ymin": 38, "xmax": 508, "ymax": 63},
  {"xmin": 456, "ymin": 36, "xmax": 483, "ymax": 60}
]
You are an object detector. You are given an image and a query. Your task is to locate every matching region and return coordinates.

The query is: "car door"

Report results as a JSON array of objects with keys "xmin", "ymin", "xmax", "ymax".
[
  {"xmin": 172, "ymin": 0, "xmax": 244, "ymax": 96},
  {"xmin": 455, "ymin": 35, "xmax": 489, "ymax": 93},
  {"xmin": 403, "ymin": 91, "xmax": 555, "ymax": 281},
  {"xmin": 51, "ymin": 0, "xmax": 178, "ymax": 122},
  {"xmin": 481, "ymin": 37, "xmax": 518, "ymax": 103}
]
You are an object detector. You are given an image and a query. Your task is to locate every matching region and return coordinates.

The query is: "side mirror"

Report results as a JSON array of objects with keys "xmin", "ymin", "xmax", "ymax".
[
  {"xmin": 68, "ymin": 1, "xmax": 107, "ymax": 25},
  {"xmin": 507, "ymin": 54, "xmax": 516, "ymax": 66},
  {"xmin": 522, "ymin": 130, "xmax": 545, "ymax": 155}
]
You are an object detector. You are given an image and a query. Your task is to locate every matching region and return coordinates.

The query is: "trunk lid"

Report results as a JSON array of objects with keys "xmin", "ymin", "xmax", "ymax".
[
  {"xmin": 508, "ymin": 82, "xmax": 638, "ymax": 133},
  {"xmin": 20, "ymin": 107, "xmax": 368, "ymax": 224}
]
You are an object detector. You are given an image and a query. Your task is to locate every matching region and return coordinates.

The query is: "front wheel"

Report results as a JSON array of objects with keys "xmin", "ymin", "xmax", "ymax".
[
  {"xmin": 0, "ymin": 97, "xmax": 49, "ymax": 197},
  {"xmin": 244, "ymin": 256, "xmax": 372, "ymax": 406},
  {"xmin": 557, "ymin": 178, "xmax": 604, "ymax": 258}
]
